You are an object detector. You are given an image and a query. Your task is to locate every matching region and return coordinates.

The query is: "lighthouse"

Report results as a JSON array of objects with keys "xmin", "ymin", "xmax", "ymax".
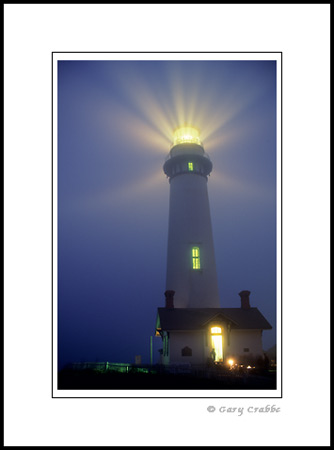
[
  {"xmin": 163, "ymin": 126, "xmax": 220, "ymax": 308},
  {"xmin": 155, "ymin": 126, "xmax": 272, "ymax": 367}
]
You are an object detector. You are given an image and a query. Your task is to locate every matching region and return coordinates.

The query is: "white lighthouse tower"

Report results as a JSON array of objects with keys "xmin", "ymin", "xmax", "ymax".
[{"xmin": 163, "ymin": 126, "xmax": 220, "ymax": 308}]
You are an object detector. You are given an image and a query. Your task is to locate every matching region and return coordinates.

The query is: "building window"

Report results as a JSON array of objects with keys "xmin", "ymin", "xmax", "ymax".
[
  {"xmin": 181, "ymin": 346, "xmax": 192, "ymax": 356},
  {"xmin": 188, "ymin": 161, "xmax": 193, "ymax": 171},
  {"xmin": 192, "ymin": 247, "xmax": 201, "ymax": 269},
  {"xmin": 210, "ymin": 326, "xmax": 223, "ymax": 362}
]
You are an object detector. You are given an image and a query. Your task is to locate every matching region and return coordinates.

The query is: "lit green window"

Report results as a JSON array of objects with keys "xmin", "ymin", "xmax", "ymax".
[
  {"xmin": 192, "ymin": 246, "xmax": 201, "ymax": 269},
  {"xmin": 188, "ymin": 162, "xmax": 193, "ymax": 171}
]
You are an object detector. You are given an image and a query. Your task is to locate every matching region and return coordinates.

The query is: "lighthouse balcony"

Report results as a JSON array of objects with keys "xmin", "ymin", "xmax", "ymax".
[
  {"xmin": 163, "ymin": 151, "xmax": 213, "ymax": 179},
  {"xmin": 164, "ymin": 149, "xmax": 211, "ymax": 162},
  {"xmin": 166, "ymin": 142, "xmax": 211, "ymax": 160}
]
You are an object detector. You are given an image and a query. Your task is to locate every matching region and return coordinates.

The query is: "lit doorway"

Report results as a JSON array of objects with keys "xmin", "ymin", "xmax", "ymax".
[{"xmin": 210, "ymin": 326, "xmax": 223, "ymax": 362}]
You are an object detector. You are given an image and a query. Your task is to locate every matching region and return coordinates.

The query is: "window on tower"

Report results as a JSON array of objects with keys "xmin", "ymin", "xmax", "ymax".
[
  {"xmin": 188, "ymin": 162, "xmax": 194, "ymax": 171},
  {"xmin": 192, "ymin": 247, "xmax": 201, "ymax": 269}
]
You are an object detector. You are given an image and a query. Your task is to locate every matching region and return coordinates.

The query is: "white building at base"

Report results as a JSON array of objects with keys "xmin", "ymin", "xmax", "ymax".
[{"xmin": 155, "ymin": 290, "xmax": 272, "ymax": 366}]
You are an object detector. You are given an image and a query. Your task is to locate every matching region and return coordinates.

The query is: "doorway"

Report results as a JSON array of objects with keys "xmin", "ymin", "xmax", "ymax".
[{"xmin": 210, "ymin": 326, "xmax": 223, "ymax": 362}]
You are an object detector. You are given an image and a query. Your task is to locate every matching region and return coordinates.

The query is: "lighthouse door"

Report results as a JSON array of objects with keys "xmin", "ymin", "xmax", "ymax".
[{"xmin": 210, "ymin": 326, "xmax": 223, "ymax": 362}]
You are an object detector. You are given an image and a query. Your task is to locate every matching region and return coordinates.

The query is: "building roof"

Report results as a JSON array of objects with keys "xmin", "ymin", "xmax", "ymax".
[{"xmin": 156, "ymin": 307, "xmax": 272, "ymax": 333}]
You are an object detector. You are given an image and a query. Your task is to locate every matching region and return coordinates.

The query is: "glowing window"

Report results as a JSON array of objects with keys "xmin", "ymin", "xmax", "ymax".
[
  {"xmin": 210, "ymin": 326, "xmax": 223, "ymax": 362},
  {"xmin": 192, "ymin": 247, "xmax": 201, "ymax": 269},
  {"xmin": 188, "ymin": 162, "xmax": 193, "ymax": 171},
  {"xmin": 211, "ymin": 327, "xmax": 222, "ymax": 334}
]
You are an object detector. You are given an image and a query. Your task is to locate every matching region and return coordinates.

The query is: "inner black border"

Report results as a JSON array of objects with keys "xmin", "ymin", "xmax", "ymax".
[{"xmin": 51, "ymin": 51, "xmax": 283, "ymax": 399}]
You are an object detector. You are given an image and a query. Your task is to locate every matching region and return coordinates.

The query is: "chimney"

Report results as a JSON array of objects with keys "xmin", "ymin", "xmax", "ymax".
[
  {"xmin": 239, "ymin": 290, "xmax": 251, "ymax": 309},
  {"xmin": 165, "ymin": 290, "xmax": 175, "ymax": 309}
]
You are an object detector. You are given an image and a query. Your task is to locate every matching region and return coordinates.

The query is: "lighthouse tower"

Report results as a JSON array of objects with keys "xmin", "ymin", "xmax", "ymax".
[{"xmin": 163, "ymin": 126, "xmax": 220, "ymax": 308}]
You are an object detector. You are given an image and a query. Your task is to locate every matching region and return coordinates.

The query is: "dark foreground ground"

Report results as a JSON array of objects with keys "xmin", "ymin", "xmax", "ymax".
[{"xmin": 58, "ymin": 367, "xmax": 276, "ymax": 390}]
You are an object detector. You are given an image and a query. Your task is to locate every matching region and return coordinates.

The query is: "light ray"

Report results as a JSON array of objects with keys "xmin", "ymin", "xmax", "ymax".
[
  {"xmin": 210, "ymin": 169, "xmax": 275, "ymax": 202},
  {"xmin": 98, "ymin": 61, "xmax": 271, "ymax": 156},
  {"xmin": 61, "ymin": 60, "xmax": 276, "ymax": 218},
  {"xmin": 63, "ymin": 169, "xmax": 165, "ymax": 215}
]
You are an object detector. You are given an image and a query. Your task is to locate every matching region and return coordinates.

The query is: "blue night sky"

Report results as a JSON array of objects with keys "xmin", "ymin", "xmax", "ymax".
[{"xmin": 57, "ymin": 59, "xmax": 277, "ymax": 369}]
